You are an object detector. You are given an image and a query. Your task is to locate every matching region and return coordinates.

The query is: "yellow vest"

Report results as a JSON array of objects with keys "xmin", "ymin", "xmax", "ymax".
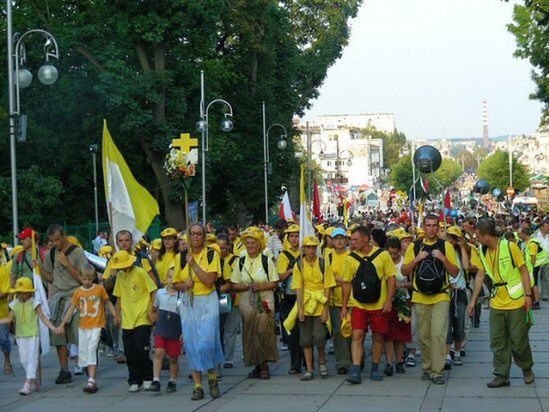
[{"xmin": 478, "ymin": 239, "xmax": 524, "ymax": 300}]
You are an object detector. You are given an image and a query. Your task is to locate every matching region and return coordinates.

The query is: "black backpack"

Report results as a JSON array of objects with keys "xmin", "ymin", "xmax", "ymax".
[
  {"xmin": 348, "ymin": 249, "xmax": 384, "ymax": 304},
  {"xmin": 413, "ymin": 239, "xmax": 448, "ymax": 295},
  {"xmin": 180, "ymin": 248, "xmax": 216, "ymax": 272},
  {"xmin": 239, "ymin": 254, "xmax": 270, "ymax": 280}
]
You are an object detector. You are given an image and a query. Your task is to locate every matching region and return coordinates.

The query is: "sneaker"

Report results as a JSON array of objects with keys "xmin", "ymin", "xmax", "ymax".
[
  {"xmin": 453, "ymin": 356, "xmax": 463, "ymax": 366},
  {"xmin": 166, "ymin": 380, "xmax": 177, "ymax": 393},
  {"xmin": 370, "ymin": 370, "xmax": 383, "ymax": 381},
  {"xmin": 143, "ymin": 380, "xmax": 153, "ymax": 391},
  {"xmin": 55, "ymin": 370, "xmax": 73, "ymax": 384},
  {"xmin": 83, "ymin": 382, "xmax": 98, "ymax": 394},
  {"xmin": 280, "ymin": 343, "xmax": 289, "ymax": 351},
  {"xmin": 406, "ymin": 356, "xmax": 416, "ymax": 367},
  {"xmin": 533, "ymin": 301, "xmax": 541, "ymax": 310},
  {"xmin": 346, "ymin": 365, "xmax": 362, "ymax": 384},
  {"xmin": 337, "ymin": 367, "xmax": 348, "ymax": 375},
  {"xmin": 523, "ymin": 369, "xmax": 535, "ymax": 384},
  {"xmin": 319, "ymin": 363, "xmax": 328, "ymax": 378},
  {"xmin": 19, "ymin": 382, "xmax": 31, "ymax": 395},
  {"xmin": 300, "ymin": 371, "xmax": 314, "ymax": 381},
  {"xmin": 383, "ymin": 363, "xmax": 393, "ymax": 376},
  {"xmin": 209, "ymin": 378, "xmax": 220, "ymax": 399},
  {"xmin": 395, "ymin": 363, "xmax": 405, "ymax": 374},
  {"xmin": 432, "ymin": 375, "xmax": 445, "ymax": 385},
  {"xmin": 73, "ymin": 365, "xmax": 84, "ymax": 375},
  {"xmin": 128, "ymin": 384, "xmax": 141, "ymax": 393},
  {"xmin": 191, "ymin": 387, "xmax": 204, "ymax": 400},
  {"xmin": 105, "ymin": 347, "xmax": 115, "ymax": 357},
  {"xmin": 150, "ymin": 380, "xmax": 161, "ymax": 392},
  {"xmin": 487, "ymin": 375, "xmax": 510, "ymax": 388}
]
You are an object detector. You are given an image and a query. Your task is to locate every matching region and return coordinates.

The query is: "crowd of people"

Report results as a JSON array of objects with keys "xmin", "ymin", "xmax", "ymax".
[{"xmin": 0, "ymin": 207, "xmax": 546, "ymax": 399}]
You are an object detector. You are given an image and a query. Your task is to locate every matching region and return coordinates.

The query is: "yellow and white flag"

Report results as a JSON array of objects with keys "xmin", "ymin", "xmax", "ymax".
[
  {"xmin": 298, "ymin": 164, "xmax": 315, "ymax": 247},
  {"xmin": 102, "ymin": 120, "xmax": 159, "ymax": 245}
]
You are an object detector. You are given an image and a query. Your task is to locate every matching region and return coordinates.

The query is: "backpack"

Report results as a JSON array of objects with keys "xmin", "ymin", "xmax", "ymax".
[
  {"xmin": 180, "ymin": 248, "xmax": 216, "ymax": 271},
  {"xmin": 50, "ymin": 245, "xmax": 77, "ymax": 269},
  {"xmin": 16, "ymin": 247, "xmax": 46, "ymax": 273},
  {"xmin": 348, "ymin": 249, "xmax": 384, "ymax": 304},
  {"xmin": 413, "ymin": 239, "xmax": 448, "ymax": 295},
  {"xmin": 239, "ymin": 254, "xmax": 270, "ymax": 280},
  {"xmin": 135, "ymin": 250, "xmax": 162, "ymax": 287}
]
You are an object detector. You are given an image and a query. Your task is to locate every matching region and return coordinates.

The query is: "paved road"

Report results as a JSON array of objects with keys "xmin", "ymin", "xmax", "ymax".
[{"xmin": 1, "ymin": 305, "xmax": 548, "ymax": 412}]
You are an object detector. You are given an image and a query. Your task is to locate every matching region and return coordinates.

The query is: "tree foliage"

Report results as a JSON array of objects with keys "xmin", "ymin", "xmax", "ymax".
[
  {"xmin": 354, "ymin": 126, "xmax": 406, "ymax": 168},
  {"xmin": 477, "ymin": 149, "xmax": 530, "ymax": 192},
  {"xmin": 390, "ymin": 156, "xmax": 462, "ymax": 195},
  {"xmin": 0, "ymin": 0, "xmax": 362, "ymax": 232},
  {"xmin": 508, "ymin": 0, "xmax": 549, "ymax": 123}
]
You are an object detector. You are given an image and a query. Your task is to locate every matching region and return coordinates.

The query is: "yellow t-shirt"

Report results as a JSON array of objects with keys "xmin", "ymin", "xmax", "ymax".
[
  {"xmin": 172, "ymin": 248, "xmax": 221, "ymax": 296},
  {"xmin": 328, "ymin": 250, "xmax": 349, "ymax": 307},
  {"xmin": 222, "ymin": 254, "xmax": 238, "ymax": 281},
  {"xmin": 343, "ymin": 247, "xmax": 396, "ymax": 310},
  {"xmin": 155, "ymin": 250, "xmax": 176, "ymax": 284},
  {"xmin": 404, "ymin": 240, "xmax": 458, "ymax": 305},
  {"xmin": 291, "ymin": 257, "xmax": 336, "ymax": 316},
  {"xmin": 232, "ymin": 237, "xmax": 245, "ymax": 256},
  {"xmin": 479, "ymin": 242, "xmax": 526, "ymax": 310},
  {"xmin": 113, "ymin": 266, "xmax": 157, "ymax": 329},
  {"xmin": 527, "ymin": 241, "xmax": 539, "ymax": 258},
  {"xmin": 0, "ymin": 264, "xmax": 10, "ymax": 318},
  {"xmin": 276, "ymin": 248, "xmax": 300, "ymax": 275}
]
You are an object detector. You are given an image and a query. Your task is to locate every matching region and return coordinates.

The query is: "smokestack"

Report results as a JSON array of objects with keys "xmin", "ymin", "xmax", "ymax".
[{"xmin": 482, "ymin": 100, "xmax": 489, "ymax": 149}]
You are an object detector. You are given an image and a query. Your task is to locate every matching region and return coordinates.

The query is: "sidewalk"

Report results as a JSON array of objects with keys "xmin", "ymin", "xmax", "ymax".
[{"xmin": 1, "ymin": 305, "xmax": 548, "ymax": 412}]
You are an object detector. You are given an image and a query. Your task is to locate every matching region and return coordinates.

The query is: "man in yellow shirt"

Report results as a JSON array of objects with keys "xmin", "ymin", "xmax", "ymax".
[
  {"xmin": 402, "ymin": 214, "xmax": 459, "ymax": 385},
  {"xmin": 467, "ymin": 219, "xmax": 534, "ymax": 388},
  {"xmin": 327, "ymin": 228, "xmax": 351, "ymax": 375},
  {"xmin": 112, "ymin": 250, "xmax": 158, "ymax": 393},
  {"xmin": 342, "ymin": 226, "xmax": 396, "ymax": 384}
]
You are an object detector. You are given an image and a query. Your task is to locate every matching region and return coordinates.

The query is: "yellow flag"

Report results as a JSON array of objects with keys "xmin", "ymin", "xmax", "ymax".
[{"xmin": 102, "ymin": 120, "xmax": 159, "ymax": 244}]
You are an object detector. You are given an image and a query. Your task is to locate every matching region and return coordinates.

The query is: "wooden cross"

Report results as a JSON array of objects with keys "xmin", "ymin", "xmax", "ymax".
[{"xmin": 172, "ymin": 133, "xmax": 198, "ymax": 153}]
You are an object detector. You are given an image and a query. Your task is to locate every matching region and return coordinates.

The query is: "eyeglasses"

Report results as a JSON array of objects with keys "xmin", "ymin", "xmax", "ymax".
[{"xmin": 190, "ymin": 232, "xmax": 202, "ymax": 237}]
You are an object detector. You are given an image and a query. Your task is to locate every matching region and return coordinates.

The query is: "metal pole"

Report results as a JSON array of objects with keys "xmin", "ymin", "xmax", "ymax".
[
  {"xmin": 336, "ymin": 135, "xmax": 340, "ymax": 183},
  {"xmin": 92, "ymin": 151, "xmax": 99, "ymax": 233},
  {"xmin": 306, "ymin": 122, "xmax": 311, "ymax": 205},
  {"xmin": 263, "ymin": 102, "xmax": 269, "ymax": 224},
  {"xmin": 200, "ymin": 70, "xmax": 206, "ymax": 225},
  {"xmin": 508, "ymin": 133, "xmax": 513, "ymax": 187},
  {"xmin": 411, "ymin": 140, "xmax": 417, "ymax": 228},
  {"xmin": 7, "ymin": 0, "xmax": 18, "ymax": 245}
]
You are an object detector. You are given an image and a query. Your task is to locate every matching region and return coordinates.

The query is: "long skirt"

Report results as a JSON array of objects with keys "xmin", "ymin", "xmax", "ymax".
[
  {"xmin": 239, "ymin": 290, "xmax": 279, "ymax": 367},
  {"xmin": 180, "ymin": 291, "xmax": 224, "ymax": 372}
]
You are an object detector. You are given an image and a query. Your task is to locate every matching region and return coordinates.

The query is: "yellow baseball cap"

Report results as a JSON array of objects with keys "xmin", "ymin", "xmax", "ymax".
[
  {"xmin": 285, "ymin": 224, "xmax": 300, "ymax": 234},
  {"xmin": 109, "ymin": 250, "xmax": 137, "ymax": 269},
  {"xmin": 161, "ymin": 228, "xmax": 178, "ymax": 238},
  {"xmin": 151, "ymin": 239, "xmax": 162, "ymax": 250},
  {"xmin": 302, "ymin": 235, "xmax": 319, "ymax": 247},
  {"xmin": 315, "ymin": 225, "xmax": 325, "ymax": 235},
  {"xmin": 393, "ymin": 228, "xmax": 413, "ymax": 241},
  {"xmin": 447, "ymin": 226, "xmax": 463, "ymax": 238},
  {"xmin": 324, "ymin": 227, "xmax": 335, "ymax": 237},
  {"xmin": 11, "ymin": 277, "xmax": 35, "ymax": 293}
]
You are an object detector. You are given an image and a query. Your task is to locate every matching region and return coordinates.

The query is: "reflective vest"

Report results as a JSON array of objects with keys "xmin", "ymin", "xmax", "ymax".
[
  {"xmin": 525, "ymin": 238, "xmax": 549, "ymax": 271},
  {"xmin": 478, "ymin": 239, "xmax": 524, "ymax": 300}
]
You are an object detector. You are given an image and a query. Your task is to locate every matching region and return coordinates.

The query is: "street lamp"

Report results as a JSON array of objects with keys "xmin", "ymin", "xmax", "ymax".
[
  {"xmin": 196, "ymin": 70, "xmax": 234, "ymax": 225},
  {"xmin": 89, "ymin": 144, "xmax": 100, "ymax": 233},
  {"xmin": 7, "ymin": 0, "xmax": 60, "ymax": 244},
  {"xmin": 262, "ymin": 102, "xmax": 288, "ymax": 223},
  {"xmin": 337, "ymin": 149, "xmax": 354, "ymax": 183}
]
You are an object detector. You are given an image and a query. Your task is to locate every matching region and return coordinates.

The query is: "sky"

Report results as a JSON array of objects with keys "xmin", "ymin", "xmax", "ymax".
[{"xmin": 302, "ymin": 0, "xmax": 543, "ymax": 139}]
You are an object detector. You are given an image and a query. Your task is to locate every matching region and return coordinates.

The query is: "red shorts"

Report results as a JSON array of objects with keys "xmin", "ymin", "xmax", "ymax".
[
  {"xmin": 351, "ymin": 308, "xmax": 389, "ymax": 334},
  {"xmin": 385, "ymin": 307, "xmax": 411, "ymax": 343},
  {"xmin": 154, "ymin": 335, "xmax": 182, "ymax": 358}
]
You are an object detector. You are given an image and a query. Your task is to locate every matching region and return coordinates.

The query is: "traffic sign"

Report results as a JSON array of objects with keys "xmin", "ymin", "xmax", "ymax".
[{"xmin": 492, "ymin": 188, "xmax": 501, "ymax": 197}]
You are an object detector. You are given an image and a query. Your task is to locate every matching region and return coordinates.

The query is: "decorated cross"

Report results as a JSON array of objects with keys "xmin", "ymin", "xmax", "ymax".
[{"xmin": 172, "ymin": 133, "xmax": 198, "ymax": 153}]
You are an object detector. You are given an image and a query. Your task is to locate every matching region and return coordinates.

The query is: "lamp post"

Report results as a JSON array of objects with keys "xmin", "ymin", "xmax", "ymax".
[
  {"xmin": 337, "ymin": 149, "xmax": 354, "ymax": 183},
  {"xmin": 262, "ymin": 102, "xmax": 288, "ymax": 224},
  {"xmin": 7, "ymin": 0, "xmax": 60, "ymax": 244},
  {"xmin": 89, "ymin": 144, "xmax": 100, "ymax": 233},
  {"xmin": 196, "ymin": 70, "xmax": 234, "ymax": 225}
]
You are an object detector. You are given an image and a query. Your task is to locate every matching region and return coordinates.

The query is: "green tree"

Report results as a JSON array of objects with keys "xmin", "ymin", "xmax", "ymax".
[
  {"xmin": 454, "ymin": 149, "xmax": 478, "ymax": 170},
  {"xmin": 354, "ymin": 126, "xmax": 406, "ymax": 168},
  {"xmin": 390, "ymin": 156, "xmax": 462, "ymax": 195},
  {"xmin": 0, "ymin": 0, "xmax": 362, "ymax": 231},
  {"xmin": 0, "ymin": 166, "xmax": 64, "ymax": 235},
  {"xmin": 478, "ymin": 149, "xmax": 530, "ymax": 192},
  {"xmin": 508, "ymin": 0, "xmax": 549, "ymax": 123}
]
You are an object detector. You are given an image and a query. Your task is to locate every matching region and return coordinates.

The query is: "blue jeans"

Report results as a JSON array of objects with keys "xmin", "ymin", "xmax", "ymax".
[{"xmin": 0, "ymin": 324, "xmax": 11, "ymax": 354}]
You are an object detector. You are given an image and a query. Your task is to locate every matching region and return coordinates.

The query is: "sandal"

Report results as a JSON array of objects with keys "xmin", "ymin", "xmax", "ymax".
[
  {"xmin": 248, "ymin": 365, "xmax": 261, "ymax": 379},
  {"xmin": 319, "ymin": 363, "xmax": 328, "ymax": 378},
  {"xmin": 3, "ymin": 364, "xmax": 13, "ymax": 375},
  {"xmin": 300, "ymin": 371, "xmax": 314, "ymax": 381}
]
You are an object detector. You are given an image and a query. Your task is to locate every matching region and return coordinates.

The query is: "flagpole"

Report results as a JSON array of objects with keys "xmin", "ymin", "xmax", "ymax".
[
  {"xmin": 411, "ymin": 140, "xmax": 416, "ymax": 229},
  {"xmin": 263, "ymin": 101, "xmax": 269, "ymax": 224},
  {"xmin": 200, "ymin": 70, "xmax": 206, "ymax": 225}
]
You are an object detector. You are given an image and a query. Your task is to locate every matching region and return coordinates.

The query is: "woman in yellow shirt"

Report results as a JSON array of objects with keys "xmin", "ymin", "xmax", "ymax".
[
  {"xmin": 231, "ymin": 227, "xmax": 279, "ymax": 379},
  {"xmin": 172, "ymin": 224, "xmax": 223, "ymax": 401},
  {"xmin": 156, "ymin": 228, "xmax": 178, "ymax": 284}
]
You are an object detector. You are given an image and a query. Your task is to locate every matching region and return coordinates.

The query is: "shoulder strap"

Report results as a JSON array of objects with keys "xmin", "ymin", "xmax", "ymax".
[
  {"xmin": 508, "ymin": 241, "xmax": 516, "ymax": 268},
  {"xmin": 65, "ymin": 245, "xmax": 77, "ymax": 256},
  {"xmin": 228, "ymin": 255, "xmax": 238, "ymax": 267},
  {"xmin": 50, "ymin": 247, "xmax": 56, "ymax": 268},
  {"xmin": 282, "ymin": 250, "xmax": 294, "ymax": 262},
  {"xmin": 239, "ymin": 255, "xmax": 246, "ymax": 272},
  {"xmin": 261, "ymin": 254, "xmax": 270, "ymax": 281},
  {"xmin": 318, "ymin": 257, "xmax": 325, "ymax": 278},
  {"xmin": 365, "ymin": 248, "xmax": 384, "ymax": 262},
  {"xmin": 16, "ymin": 250, "xmax": 26, "ymax": 264},
  {"xmin": 328, "ymin": 252, "xmax": 333, "ymax": 265},
  {"xmin": 414, "ymin": 241, "xmax": 421, "ymax": 256},
  {"xmin": 180, "ymin": 250, "xmax": 188, "ymax": 270},
  {"xmin": 207, "ymin": 248, "xmax": 215, "ymax": 264},
  {"xmin": 349, "ymin": 251, "xmax": 362, "ymax": 262}
]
